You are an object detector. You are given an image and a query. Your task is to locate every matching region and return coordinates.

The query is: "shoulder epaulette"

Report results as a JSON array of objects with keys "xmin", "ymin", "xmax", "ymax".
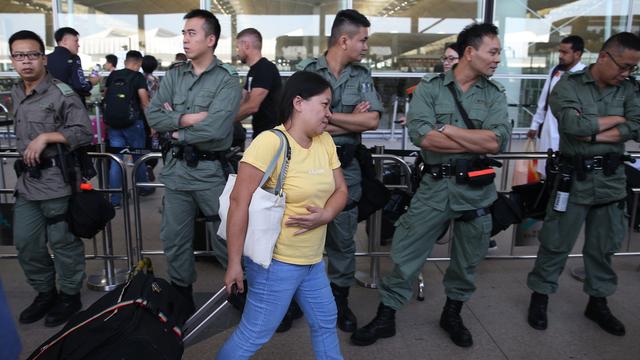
[
  {"xmin": 422, "ymin": 73, "xmax": 444, "ymax": 83},
  {"xmin": 168, "ymin": 61, "xmax": 187, "ymax": 70},
  {"xmin": 568, "ymin": 68, "xmax": 586, "ymax": 77},
  {"xmin": 487, "ymin": 78, "xmax": 506, "ymax": 92},
  {"xmin": 220, "ymin": 63, "xmax": 238, "ymax": 76},
  {"xmin": 351, "ymin": 62, "xmax": 371, "ymax": 73},
  {"xmin": 296, "ymin": 58, "xmax": 317, "ymax": 71},
  {"xmin": 52, "ymin": 79, "xmax": 74, "ymax": 96}
]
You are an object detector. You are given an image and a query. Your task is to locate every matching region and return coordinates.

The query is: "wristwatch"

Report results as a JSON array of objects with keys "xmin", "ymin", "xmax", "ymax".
[{"xmin": 436, "ymin": 123, "xmax": 446, "ymax": 133}]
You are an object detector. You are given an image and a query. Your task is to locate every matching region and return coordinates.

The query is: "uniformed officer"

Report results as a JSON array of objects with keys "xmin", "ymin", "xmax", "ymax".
[
  {"xmin": 47, "ymin": 27, "xmax": 98, "ymax": 105},
  {"xmin": 526, "ymin": 32, "xmax": 640, "ymax": 337},
  {"xmin": 9, "ymin": 30, "xmax": 93, "ymax": 327},
  {"xmin": 352, "ymin": 23, "xmax": 511, "ymax": 348},
  {"xmin": 146, "ymin": 9, "xmax": 241, "ymax": 314},
  {"xmin": 296, "ymin": 9, "xmax": 383, "ymax": 333}
]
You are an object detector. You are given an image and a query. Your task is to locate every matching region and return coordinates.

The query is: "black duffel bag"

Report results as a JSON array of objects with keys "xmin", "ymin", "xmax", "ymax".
[
  {"xmin": 355, "ymin": 144, "xmax": 391, "ymax": 222},
  {"xmin": 490, "ymin": 192, "xmax": 524, "ymax": 236},
  {"xmin": 28, "ymin": 259, "xmax": 191, "ymax": 360},
  {"xmin": 66, "ymin": 187, "xmax": 115, "ymax": 239}
]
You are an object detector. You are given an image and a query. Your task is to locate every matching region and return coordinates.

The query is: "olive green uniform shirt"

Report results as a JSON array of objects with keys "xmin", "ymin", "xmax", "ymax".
[
  {"xmin": 550, "ymin": 66, "xmax": 640, "ymax": 205},
  {"xmin": 297, "ymin": 55, "xmax": 383, "ymax": 145},
  {"xmin": 12, "ymin": 73, "xmax": 93, "ymax": 201},
  {"xmin": 407, "ymin": 70, "xmax": 511, "ymax": 211},
  {"xmin": 146, "ymin": 57, "xmax": 241, "ymax": 190}
]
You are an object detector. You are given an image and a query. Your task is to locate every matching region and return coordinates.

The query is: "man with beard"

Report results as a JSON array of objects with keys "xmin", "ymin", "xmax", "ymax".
[
  {"xmin": 235, "ymin": 28, "xmax": 282, "ymax": 138},
  {"xmin": 528, "ymin": 36, "xmax": 586, "ymax": 176}
]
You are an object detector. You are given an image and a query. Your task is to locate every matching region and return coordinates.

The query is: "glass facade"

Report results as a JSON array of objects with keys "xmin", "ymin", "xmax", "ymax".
[
  {"xmin": 1, "ymin": 0, "xmax": 640, "ymax": 130},
  {"xmin": 494, "ymin": 0, "xmax": 635, "ymax": 128}
]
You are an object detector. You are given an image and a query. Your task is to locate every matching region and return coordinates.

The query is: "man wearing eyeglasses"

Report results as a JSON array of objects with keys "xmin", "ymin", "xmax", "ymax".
[
  {"xmin": 526, "ymin": 32, "xmax": 640, "ymax": 337},
  {"xmin": 8, "ymin": 30, "xmax": 92, "ymax": 327}
]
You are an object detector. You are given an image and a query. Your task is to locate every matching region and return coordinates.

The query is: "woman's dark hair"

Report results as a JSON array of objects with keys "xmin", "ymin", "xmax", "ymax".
[
  {"xmin": 278, "ymin": 71, "xmax": 332, "ymax": 123},
  {"xmin": 142, "ymin": 55, "xmax": 158, "ymax": 74}
]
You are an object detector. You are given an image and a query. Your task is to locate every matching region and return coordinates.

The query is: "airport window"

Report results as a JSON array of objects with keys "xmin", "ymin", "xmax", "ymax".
[{"xmin": 55, "ymin": 0, "xmax": 200, "ymax": 69}]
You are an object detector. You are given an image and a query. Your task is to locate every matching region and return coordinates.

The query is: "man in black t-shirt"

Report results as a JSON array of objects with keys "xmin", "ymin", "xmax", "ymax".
[
  {"xmin": 104, "ymin": 50, "xmax": 152, "ymax": 206},
  {"xmin": 235, "ymin": 28, "xmax": 282, "ymax": 138}
]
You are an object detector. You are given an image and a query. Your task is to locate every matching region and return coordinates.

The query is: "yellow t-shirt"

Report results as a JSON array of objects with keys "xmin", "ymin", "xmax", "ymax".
[{"xmin": 241, "ymin": 125, "xmax": 340, "ymax": 265}]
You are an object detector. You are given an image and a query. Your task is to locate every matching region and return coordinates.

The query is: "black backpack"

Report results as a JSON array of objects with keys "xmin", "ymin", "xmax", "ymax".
[
  {"xmin": 103, "ymin": 70, "xmax": 140, "ymax": 129},
  {"xmin": 28, "ymin": 259, "xmax": 190, "ymax": 360}
]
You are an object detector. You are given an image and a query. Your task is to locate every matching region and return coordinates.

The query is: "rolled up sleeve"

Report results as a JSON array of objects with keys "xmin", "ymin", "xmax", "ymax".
[
  {"xmin": 407, "ymin": 80, "xmax": 436, "ymax": 147},
  {"xmin": 60, "ymin": 95, "xmax": 92, "ymax": 150},
  {"xmin": 619, "ymin": 84, "xmax": 640, "ymax": 142},
  {"xmin": 483, "ymin": 90, "xmax": 511, "ymax": 152},
  {"xmin": 146, "ymin": 72, "xmax": 183, "ymax": 132},
  {"xmin": 550, "ymin": 79, "xmax": 599, "ymax": 137},
  {"xmin": 180, "ymin": 76, "xmax": 242, "ymax": 146}
]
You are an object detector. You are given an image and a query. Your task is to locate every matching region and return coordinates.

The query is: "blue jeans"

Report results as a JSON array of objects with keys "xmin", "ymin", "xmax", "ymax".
[
  {"xmin": 217, "ymin": 258, "xmax": 343, "ymax": 360},
  {"xmin": 108, "ymin": 119, "xmax": 148, "ymax": 205}
]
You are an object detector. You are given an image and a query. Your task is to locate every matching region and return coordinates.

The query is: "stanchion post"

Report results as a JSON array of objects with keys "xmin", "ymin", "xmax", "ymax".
[
  {"xmin": 356, "ymin": 145, "xmax": 384, "ymax": 289},
  {"xmin": 86, "ymin": 152, "xmax": 129, "ymax": 291},
  {"xmin": 628, "ymin": 190, "xmax": 639, "ymax": 252},
  {"xmin": 390, "ymin": 96, "xmax": 398, "ymax": 141},
  {"xmin": 132, "ymin": 153, "xmax": 162, "ymax": 263},
  {"xmin": 401, "ymin": 97, "xmax": 410, "ymax": 151}
]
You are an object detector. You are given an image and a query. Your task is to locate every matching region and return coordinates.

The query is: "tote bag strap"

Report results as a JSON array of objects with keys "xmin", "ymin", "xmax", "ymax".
[{"xmin": 258, "ymin": 129, "xmax": 291, "ymax": 194}]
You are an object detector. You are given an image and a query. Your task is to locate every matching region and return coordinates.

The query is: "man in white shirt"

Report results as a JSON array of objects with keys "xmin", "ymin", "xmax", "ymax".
[{"xmin": 527, "ymin": 35, "xmax": 586, "ymax": 176}]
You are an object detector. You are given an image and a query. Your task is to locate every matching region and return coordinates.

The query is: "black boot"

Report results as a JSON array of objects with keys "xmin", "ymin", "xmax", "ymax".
[
  {"xmin": 351, "ymin": 303, "xmax": 396, "ymax": 346},
  {"xmin": 44, "ymin": 292, "xmax": 82, "ymax": 327},
  {"xmin": 276, "ymin": 300, "xmax": 303, "ymax": 333},
  {"xmin": 439, "ymin": 298, "xmax": 473, "ymax": 347},
  {"xmin": 330, "ymin": 283, "xmax": 357, "ymax": 332},
  {"xmin": 584, "ymin": 296, "xmax": 625, "ymax": 336},
  {"xmin": 19, "ymin": 289, "xmax": 58, "ymax": 324},
  {"xmin": 172, "ymin": 282, "xmax": 196, "ymax": 317},
  {"xmin": 527, "ymin": 292, "xmax": 548, "ymax": 330}
]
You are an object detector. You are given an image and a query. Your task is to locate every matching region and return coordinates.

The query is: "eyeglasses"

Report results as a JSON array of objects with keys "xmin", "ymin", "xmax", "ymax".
[
  {"xmin": 605, "ymin": 51, "xmax": 638, "ymax": 73},
  {"xmin": 440, "ymin": 55, "xmax": 459, "ymax": 63},
  {"xmin": 11, "ymin": 52, "xmax": 44, "ymax": 61}
]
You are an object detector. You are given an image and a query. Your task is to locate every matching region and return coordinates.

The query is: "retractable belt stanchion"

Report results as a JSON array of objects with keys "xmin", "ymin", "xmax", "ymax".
[
  {"xmin": 87, "ymin": 151, "xmax": 130, "ymax": 291},
  {"xmin": 401, "ymin": 97, "xmax": 410, "ymax": 151},
  {"xmin": 131, "ymin": 152, "xmax": 163, "ymax": 262},
  {"xmin": 390, "ymin": 96, "xmax": 398, "ymax": 141}
]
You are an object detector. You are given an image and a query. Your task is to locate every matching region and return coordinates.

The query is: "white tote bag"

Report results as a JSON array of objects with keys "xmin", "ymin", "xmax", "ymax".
[{"xmin": 218, "ymin": 129, "xmax": 290, "ymax": 269}]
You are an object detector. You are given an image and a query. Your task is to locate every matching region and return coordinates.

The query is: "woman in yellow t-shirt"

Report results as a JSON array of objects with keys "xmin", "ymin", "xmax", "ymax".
[{"xmin": 217, "ymin": 71, "xmax": 348, "ymax": 359}]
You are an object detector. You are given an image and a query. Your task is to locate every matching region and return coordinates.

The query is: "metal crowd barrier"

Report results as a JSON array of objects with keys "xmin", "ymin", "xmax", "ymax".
[
  {"xmin": 354, "ymin": 148, "xmax": 640, "ymax": 289},
  {"xmin": 130, "ymin": 152, "xmax": 169, "ymax": 260},
  {"xmin": 0, "ymin": 151, "xmax": 133, "ymax": 292},
  {"xmin": 126, "ymin": 147, "xmax": 640, "ymax": 290}
]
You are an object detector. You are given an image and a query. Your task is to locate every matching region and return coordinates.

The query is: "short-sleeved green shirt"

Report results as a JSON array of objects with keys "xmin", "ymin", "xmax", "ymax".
[
  {"xmin": 146, "ymin": 57, "xmax": 241, "ymax": 190},
  {"xmin": 406, "ymin": 70, "xmax": 511, "ymax": 211},
  {"xmin": 12, "ymin": 73, "xmax": 93, "ymax": 201},
  {"xmin": 549, "ymin": 66, "xmax": 640, "ymax": 205},
  {"xmin": 297, "ymin": 55, "xmax": 383, "ymax": 145}
]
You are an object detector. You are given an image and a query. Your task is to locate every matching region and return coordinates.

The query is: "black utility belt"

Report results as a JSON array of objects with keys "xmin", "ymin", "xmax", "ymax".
[
  {"xmin": 171, "ymin": 145, "xmax": 226, "ymax": 168},
  {"xmin": 559, "ymin": 153, "xmax": 632, "ymax": 178},
  {"xmin": 425, "ymin": 157, "xmax": 501, "ymax": 187},
  {"xmin": 14, "ymin": 157, "xmax": 58, "ymax": 179}
]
